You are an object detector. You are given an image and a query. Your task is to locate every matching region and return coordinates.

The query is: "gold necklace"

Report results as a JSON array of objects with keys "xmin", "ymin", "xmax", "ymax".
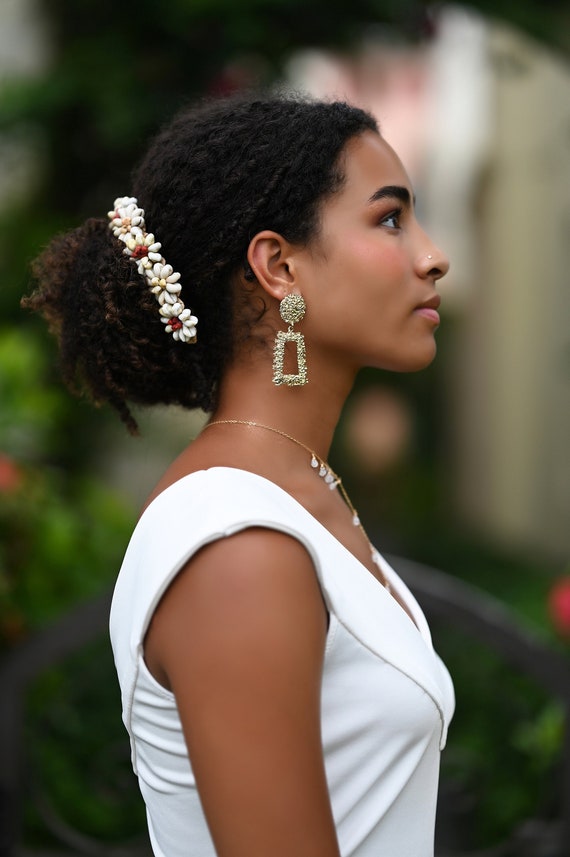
[{"xmin": 205, "ymin": 419, "xmax": 390, "ymax": 591}]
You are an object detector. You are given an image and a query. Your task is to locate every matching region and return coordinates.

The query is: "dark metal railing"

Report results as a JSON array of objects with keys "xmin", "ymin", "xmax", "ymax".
[{"xmin": 0, "ymin": 590, "xmax": 151, "ymax": 857}]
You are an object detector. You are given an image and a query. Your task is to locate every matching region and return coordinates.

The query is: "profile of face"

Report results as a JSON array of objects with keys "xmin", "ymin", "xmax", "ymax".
[{"xmin": 290, "ymin": 130, "xmax": 449, "ymax": 377}]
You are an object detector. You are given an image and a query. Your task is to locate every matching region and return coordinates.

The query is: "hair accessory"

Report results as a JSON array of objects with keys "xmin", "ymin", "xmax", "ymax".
[
  {"xmin": 272, "ymin": 293, "xmax": 308, "ymax": 387},
  {"xmin": 205, "ymin": 419, "xmax": 391, "ymax": 592},
  {"xmin": 107, "ymin": 196, "xmax": 198, "ymax": 343}
]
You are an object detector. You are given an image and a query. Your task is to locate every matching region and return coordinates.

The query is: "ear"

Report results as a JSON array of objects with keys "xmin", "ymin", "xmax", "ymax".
[{"xmin": 246, "ymin": 230, "xmax": 298, "ymax": 301}]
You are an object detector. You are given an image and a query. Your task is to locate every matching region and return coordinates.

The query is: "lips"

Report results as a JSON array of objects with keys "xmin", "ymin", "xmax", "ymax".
[
  {"xmin": 415, "ymin": 294, "xmax": 441, "ymax": 324},
  {"xmin": 416, "ymin": 294, "xmax": 441, "ymax": 311}
]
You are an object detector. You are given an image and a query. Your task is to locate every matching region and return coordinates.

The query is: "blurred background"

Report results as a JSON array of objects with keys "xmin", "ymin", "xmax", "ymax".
[{"xmin": 1, "ymin": 0, "xmax": 569, "ymax": 854}]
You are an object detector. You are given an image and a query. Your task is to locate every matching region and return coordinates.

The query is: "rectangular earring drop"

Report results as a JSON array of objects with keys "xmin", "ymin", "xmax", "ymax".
[
  {"xmin": 273, "ymin": 293, "xmax": 308, "ymax": 387},
  {"xmin": 272, "ymin": 329, "xmax": 308, "ymax": 386}
]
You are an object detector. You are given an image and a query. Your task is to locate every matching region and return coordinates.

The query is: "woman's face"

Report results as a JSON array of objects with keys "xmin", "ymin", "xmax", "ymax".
[{"xmin": 296, "ymin": 130, "xmax": 449, "ymax": 376}]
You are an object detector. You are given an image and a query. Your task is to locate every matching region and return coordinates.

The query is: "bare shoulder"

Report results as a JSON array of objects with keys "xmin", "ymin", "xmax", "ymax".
[{"xmin": 145, "ymin": 527, "xmax": 328, "ymax": 690}]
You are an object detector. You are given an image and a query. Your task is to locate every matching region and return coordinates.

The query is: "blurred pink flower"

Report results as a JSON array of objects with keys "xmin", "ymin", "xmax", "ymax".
[
  {"xmin": 548, "ymin": 578, "xmax": 570, "ymax": 638},
  {"xmin": 0, "ymin": 453, "xmax": 23, "ymax": 493}
]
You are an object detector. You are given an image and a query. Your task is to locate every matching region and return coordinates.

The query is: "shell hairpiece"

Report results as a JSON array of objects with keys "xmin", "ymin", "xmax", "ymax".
[{"xmin": 107, "ymin": 196, "xmax": 198, "ymax": 343}]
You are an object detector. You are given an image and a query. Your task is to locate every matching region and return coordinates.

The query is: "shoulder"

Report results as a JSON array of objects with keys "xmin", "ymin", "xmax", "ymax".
[
  {"xmin": 129, "ymin": 466, "xmax": 322, "ymax": 586},
  {"xmin": 111, "ymin": 466, "xmax": 327, "ymax": 678},
  {"xmin": 146, "ymin": 526, "xmax": 328, "ymax": 689},
  {"xmin": 140, "ymin": 466, "xmax": 300, "ymax": 529}
]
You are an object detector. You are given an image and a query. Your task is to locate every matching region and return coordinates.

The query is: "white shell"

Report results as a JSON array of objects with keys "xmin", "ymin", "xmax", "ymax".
[{"xmin": 107, "ymin": 194, "xmax": 197, "ymax": 343}]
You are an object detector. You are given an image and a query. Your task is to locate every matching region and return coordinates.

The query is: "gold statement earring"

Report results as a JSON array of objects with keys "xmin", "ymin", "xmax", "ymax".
[{"xmin": 272, "ymin": 293, "xmax": 308, "ymax": 387}]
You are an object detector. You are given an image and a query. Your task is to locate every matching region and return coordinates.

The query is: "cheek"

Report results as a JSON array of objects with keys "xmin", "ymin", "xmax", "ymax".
[
  {"xmin": 370, "ymin": 245, "xmax": 408, "ymax": 283},
  {"xmin": 336, "ymin": 240, "xmax": 408, "ymax": 286}
]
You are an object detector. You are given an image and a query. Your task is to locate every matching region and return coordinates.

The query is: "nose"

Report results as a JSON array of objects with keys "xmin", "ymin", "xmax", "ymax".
[{"xmin": 417, "ymin": 240, "xmax": 450, "ymax": 282}]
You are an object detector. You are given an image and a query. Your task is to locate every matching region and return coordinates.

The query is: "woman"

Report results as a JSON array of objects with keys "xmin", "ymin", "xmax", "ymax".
[{"xmin": 25, "ymin": 93, "xmax": 454, "ymax": 857}]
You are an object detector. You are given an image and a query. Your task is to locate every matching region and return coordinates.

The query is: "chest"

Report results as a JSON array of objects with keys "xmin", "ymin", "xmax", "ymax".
[{"xmin": 321, "ymin": 615, "xmax": 443, "ymax": 751}]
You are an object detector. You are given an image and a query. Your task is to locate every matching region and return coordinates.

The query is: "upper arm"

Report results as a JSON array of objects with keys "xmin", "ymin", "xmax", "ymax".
[{"xmin": 144, "ymin": 527, "xmax": 340, "ymax": 857}]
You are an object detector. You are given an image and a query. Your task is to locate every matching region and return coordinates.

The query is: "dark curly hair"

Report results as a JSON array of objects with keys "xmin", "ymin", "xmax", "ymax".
[{"xmin": 23, "ymin": 92, "xmax": 378, "ymax": 433}]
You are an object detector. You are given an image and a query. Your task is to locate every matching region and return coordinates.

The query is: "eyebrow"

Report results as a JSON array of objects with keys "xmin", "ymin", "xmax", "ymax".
[{"xmin": 368, "ymin": 185, "xmax": 415, "ymax": 207}]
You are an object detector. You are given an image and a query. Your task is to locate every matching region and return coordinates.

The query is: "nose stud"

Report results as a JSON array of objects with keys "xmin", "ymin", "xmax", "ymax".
[{"xmin": 427, "ymin": 255, "xmax": 433, "ymax": 260}]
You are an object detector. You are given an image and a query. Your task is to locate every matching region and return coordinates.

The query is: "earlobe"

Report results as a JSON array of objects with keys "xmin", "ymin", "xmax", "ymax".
[{"xmin": 247, "ymin": 230, "xmax": 296, "ymax": 301}]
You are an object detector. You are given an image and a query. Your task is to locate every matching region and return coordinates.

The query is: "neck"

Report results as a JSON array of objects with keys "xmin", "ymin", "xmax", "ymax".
[{"xmin": 213, "ymin": 352, "xmax": 357, "ymax": 461}]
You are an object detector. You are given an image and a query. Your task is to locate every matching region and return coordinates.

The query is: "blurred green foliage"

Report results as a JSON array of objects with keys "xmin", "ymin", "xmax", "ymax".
[
  {"xmin": 24, "ymin": 640, "xmax": 148, "ymax": 847},
  {"xmin": 1, "ymin": 0, "xmax": 569, "ymax": 851},
  {"xmin": 0, "ymin": 325, "xmax": 134, "ymax": 647},
  {"xmin": 435, "ymin": 627, "xmax": 564, "ymax": 845}
]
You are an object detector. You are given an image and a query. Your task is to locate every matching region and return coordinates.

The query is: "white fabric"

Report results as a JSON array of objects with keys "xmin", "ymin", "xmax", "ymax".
[{"xmin": 110, "ymin": 467, "xmax": 455, "ymax": 857}]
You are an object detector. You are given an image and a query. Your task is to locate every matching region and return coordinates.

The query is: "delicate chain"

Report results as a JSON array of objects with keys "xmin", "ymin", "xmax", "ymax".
[{"xmin": 205, "ymin": 419, "xmax": 390, "ymax": 591}]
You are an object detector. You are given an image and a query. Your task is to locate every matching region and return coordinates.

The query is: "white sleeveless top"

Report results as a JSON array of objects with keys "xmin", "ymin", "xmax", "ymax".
[{"xmin": 110, "ymin": 467, "xmax": 455, "ymax": 857}]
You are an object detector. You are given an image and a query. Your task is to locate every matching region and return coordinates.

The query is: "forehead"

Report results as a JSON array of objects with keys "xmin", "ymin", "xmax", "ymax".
[{"xmin": 331, "ymin": 130, "xmax": 412, "ymax": 210}]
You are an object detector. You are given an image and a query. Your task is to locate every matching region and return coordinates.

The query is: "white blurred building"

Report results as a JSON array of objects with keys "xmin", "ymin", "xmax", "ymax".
[
  {"xmin": 0, "ymin": 0, "xmax": 50, "ymax": 206},
  {"xmin": 450, "ymin": 21, "xmax": 570, "ymax": 560}
]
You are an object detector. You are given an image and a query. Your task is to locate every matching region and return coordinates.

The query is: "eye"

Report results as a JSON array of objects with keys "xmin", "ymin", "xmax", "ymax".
[{"xmin": 380, "ymin": 208, "xmax": 403, "ymax": 229}]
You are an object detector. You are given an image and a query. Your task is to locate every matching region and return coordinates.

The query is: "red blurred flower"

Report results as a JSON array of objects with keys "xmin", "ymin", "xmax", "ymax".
[
  {"xmin": 0, "ymin": 453, "xmax": 22, "ymax": 493},
  {"xmin": 548, "ymin": 578, "xmax": 570, "ymax": 638}
]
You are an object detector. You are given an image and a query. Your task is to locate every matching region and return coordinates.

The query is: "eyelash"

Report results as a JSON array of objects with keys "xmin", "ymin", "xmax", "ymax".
[{"xmin": 379, "ymin": 207, "xmax": 403, "ymax": 229}]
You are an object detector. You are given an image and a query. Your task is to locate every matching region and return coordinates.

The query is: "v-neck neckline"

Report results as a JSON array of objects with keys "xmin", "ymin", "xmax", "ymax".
[
  {"xmin": 142, "ymin": 465, "xmax": 429, "ymax": 643},
  {"xmin": 209, "ymin": 466, "xmax": 429, "ymax": 640}
]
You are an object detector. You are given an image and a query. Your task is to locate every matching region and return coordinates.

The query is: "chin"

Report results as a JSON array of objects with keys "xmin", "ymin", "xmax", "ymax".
[{"xmin": 387, "ymin": 341, "xmax": 438, "ymax": 373}]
